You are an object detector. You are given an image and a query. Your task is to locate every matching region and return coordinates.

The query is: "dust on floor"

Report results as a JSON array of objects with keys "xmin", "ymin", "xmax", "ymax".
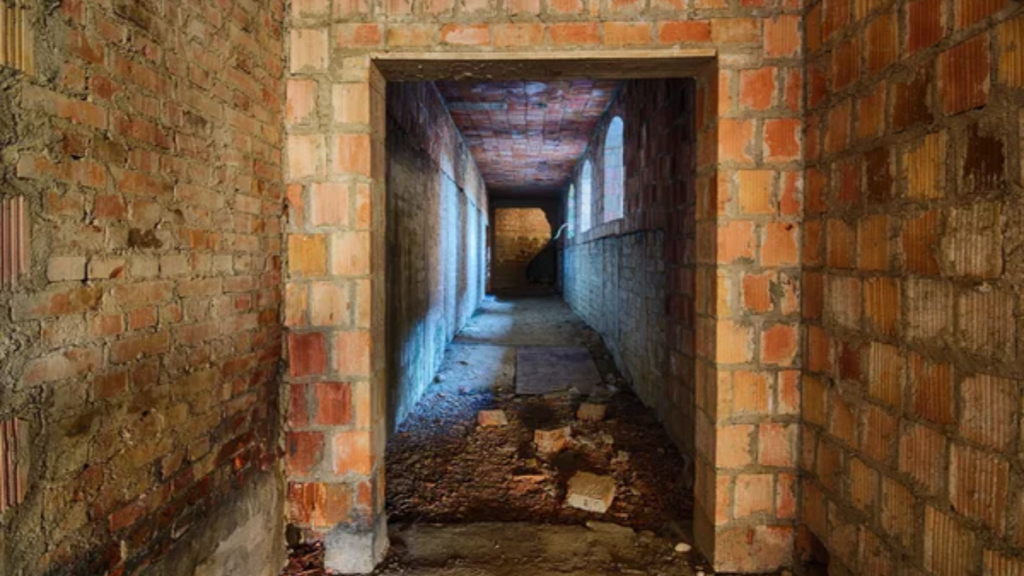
[{"xmin": 283, "ymin": 296, "xmax": 696, "ymax": 575}]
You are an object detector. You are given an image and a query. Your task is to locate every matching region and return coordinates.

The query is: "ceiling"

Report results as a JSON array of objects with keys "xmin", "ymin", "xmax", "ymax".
[{"xmin": 435, "ymin": 80, "xmax": 620, "ymax": 197}]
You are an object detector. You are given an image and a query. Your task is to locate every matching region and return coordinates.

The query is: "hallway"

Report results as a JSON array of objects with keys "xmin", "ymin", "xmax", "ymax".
[{"xmin": 285, "ymin": 296, "xmax": 697, "ymax": 576}]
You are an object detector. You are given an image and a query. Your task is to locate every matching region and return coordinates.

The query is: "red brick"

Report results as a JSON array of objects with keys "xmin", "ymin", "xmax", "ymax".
[
  {"xmin": 288, "ymin": 331, "xmax": 327, "ymax": 377},
  {"xmin": 314, "ymin": 382, "xmax": 352, "ymax": 425},
  {"xmin": 857, "ymin": 215, "xmax": 889, "ymax": 271},
  {"xmin": 950, "ymin": 443, "xmax": 1009, "ymax": 531},
  {"xmin": 826, "ymin": 219, "xmax": 855, "ymax": 269},
  {"xmin": 832, "ymin": 38, "xmax": 860, "ymax": 91},
  {"xmin": 940, "ymin": 34, "xmax": 991, "ymax": 115},
  {"xmin": 289, "ymin": 384, "xmax": 309, "ymax": 427},
  {"xmin": 286, "ymin": 431, "xmax": 324, "ymax": 475},
  {"xmin": 907, "ymin": 0, "xmax": 944, "ymax": 54},
  {"xmin": 998, "ymin": 14, "xmax": 1024, "ymax": 87},
  {"xmin": 287, "ymin": 482, "xmax": 354, "ymax": 528},
  {"xmin": 387, "ymin": 24, "xmax": 435, "ymax": 47},
  {"xmin": 290, "ymin": 29, "xmax": 328, "ymax": 72},
  {"xmin": 732, "ymin": 370, "xmax": 769, "ymax": 415},
  {"xmin": 716, "ymin": 320, "xmax": 754, "ymax": 364}
]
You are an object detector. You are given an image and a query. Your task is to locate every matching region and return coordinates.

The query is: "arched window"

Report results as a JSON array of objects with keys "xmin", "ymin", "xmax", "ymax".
[
  {"xmin": 566, "ymin": 184, "xmax": 576, "ymax": 239},
  {"xmin": 580, "ymin": 160, "xmax": 593, "ymax": 232},
  {"xmin": 603, "ymin": 117, "xmax": 624, "ymax": 221}
]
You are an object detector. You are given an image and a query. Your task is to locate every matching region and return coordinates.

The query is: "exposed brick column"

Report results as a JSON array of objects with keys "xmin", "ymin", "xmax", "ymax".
[
  {"xmin": 283, "ymin": 17, "xmax": 388, "ymax": 568},
  {"xmin": 692, "ymin": 22, "xmax": 804, "ymax": 571}
]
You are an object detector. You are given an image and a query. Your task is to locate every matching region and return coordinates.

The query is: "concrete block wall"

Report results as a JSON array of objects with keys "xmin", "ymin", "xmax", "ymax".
[
  {"xmin": 384, "ymin": 81, "xmax": 487, "ymax": 434},
  {"xmin": 1, "ymin": 0, "xmax": 287, "ymax": 575},
  {"xmin": 801, "ymin": 1, "xmax": 1024, "ymax": 574}
]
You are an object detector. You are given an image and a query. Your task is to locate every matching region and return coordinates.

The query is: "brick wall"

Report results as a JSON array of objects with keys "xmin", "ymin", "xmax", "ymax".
[
  {"xmin": 492, "ymin": 207, "xmax": 552, "ymax": 291},
  {"xmin": 1, "ymin": 0, "xmax": 287, "ymax": 575},
  {"xmin": 801, "ymin": 1, "xmax": 1024, "ymax": 575},
  {"xmin": 290, "ymin": 0, "xmax": 807, "ymax": 569},
  {"xmin": 384, "ymin": 81, "xmax": 487, "ymax": 432},
  {"xmin": 564, "ymin": 79, "xmax": 692, "ymax": 453}
]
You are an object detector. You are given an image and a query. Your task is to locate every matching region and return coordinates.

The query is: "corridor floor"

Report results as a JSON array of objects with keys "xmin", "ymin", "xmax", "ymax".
[{"xmin": 284, "ymin": 296, "xmax": 696, "ymax": 575}]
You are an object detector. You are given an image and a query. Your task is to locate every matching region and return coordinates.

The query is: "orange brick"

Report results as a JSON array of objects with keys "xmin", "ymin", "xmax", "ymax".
[
  {"xmin": 387, "ymin": 24, "xmax": 435, "ymax": 47},
  {"xmin": 825, "ymin": 99, "xmax": 851, "ymax": 154},
  {"xmin": 863, "ymin": 277, "xmax": 899, "ymax": 337},
  {"xmin": 719, "ymin": 119, "xmax": 754, "ymax": 162},
  {"xmin": 657, "ymin": 21, "xmax": 712, "ymax": 44},
  {"xmin": 310, "ymin": 282, "xmax": 351, "ymax": 327},
  {"xmin": 287, "ymin": 134, "xmax": 324, "ymax": 179},
  {"xmin": 286, "ymin": 431, "xmax": 324, "ymax": 475},
  {"xmin": 857, "ymin": 215, "xmax": 889, "ymax": 271},
  {"xmin": 711, "ymin": 18, "xmax": 760, "ymax": 44},
  {"xmin": 717, "ymin": 320, "xmax": 754, "ymax": 364},
  {"xmin": 865, "ymin": 11, "xmax": 897, "ymax": 74},
  {"xmin": 868, "ymin": 341, "xmax": 902, "ymax": 408},
  {"xmin": 333, "ymin": 430, "xmax": 373, "ymax": 475},
  {"xmin": 959, "ymin": 374, "xmax": 1017, "ymax": 450},
  {"xmin": 765, "ymin": 14, "xmax": 800, "ymax": 57},
  {"xmin": 330, "ymin": 231, "xmax": 371, "ymax": 276},
  {"xmin": 333, "ymin": 83, "xmax": 370, "ymax": 125},
  {"xmin": 335, "ymin": 23, "xmax": 382, "ymax": 47},
  {"xmin": 440, "ymin": 24, "xmax": 490, "ymax": 46},
  {"xmin": 822, "ymin": 0, "xmax": 850, "ymax": 39},
  {"xmin": 997, "ymin": 14, "xmax": 1024, "ymax": 87},
  {"xmin": 907, "ymin": 0, "xmax": 944, "ymax": 54},
  {"xmin": 739, "ymin": 67, "xmax": 776, "ymax": 111},
  {"xmin": 881, "ymin": 478, "xmax": 915, "ymax": 547},
  {"xmin": 856, "ymin": 82, "xmax": 886, "ymax": 141},
  {"xmin": 899, "ymin": 422, "xmax": 945, "ymax": 495},
  {"xmin": 765, "ymin": 119, "xmax": 801, "ymax": 162},
  {"xmin": 827, "ymin": 219, "xmax": 855, "ymax": 268},
  {"xmin": 334, "ymin": 330, "xmax": 371, "ymax": 376},
  {"xmin": 741, "ymin": 272, "xmax": 772, "ymax": 313},
  {"xmin": 290, "ymin": 29, "xmax": 328, "ymax": 73},
  {"xmin": 956, "ymin": 0, "xmax": 1003, "ymax": 29},
  {"xmin": 331, "ymin": 133, "xmax": 371, "ymax": 176},
  {"xmin": 762, "ymin": 222, "xmax": 798, "ymax": 267},
  {"xmin": 762, "ymin": 324, "xmax": 797, "ymax": 365},
  {"xmin": 717, "ymin": 424, "xmax": 754, "ymax": 468},
  {"xmin": 288, "ymin": 234, "xmax": 327, "ymax": 277},
  {"xmin": 309, "ymin": 183, "xmax": 349, "ymax": 227},
  {"xmin": 732, "ymin": 370, "xmax": 769, "ymax": 414},
  {"xmin": 832, "ymin": 38, "xmax": 860, "ymax": 91},
  {"xmin": 759, "ymin": 423, "xmax": 796, "ymax": 467},
  {"xmin": 734, "ymin": 474, "xmax": 773, "ymax": 518},
  {"xmin": 737, "ymin": 170, "xmax": 774, "ymax": 215},
  {"xmin": 940, "ymin": 34, "xmax": 990, "ymax": 115},
  {"xmin": 717, "ymin": 220, "xmax": 755, "ymax": 263},
  {"xmin": 286, "ymin": 79, "xmax": 317, "ymax": 125},
  {"xmin": 548, "ymin": 23, "xmax": 600, "ymax": 45},
  {"xmin": 548, "ymin": 0, "xmax": 582, "ymax": 12},
  {"xmin": 494, "ymin": 23, "xmax": 544, "ymax": 47},
  {"xmin": 950, "ymin": 443, "xmax": 1009, "ymax": 531},
  {"xmin": 603, "ymin": 22, "xmax": 652, "ymax": 46}
]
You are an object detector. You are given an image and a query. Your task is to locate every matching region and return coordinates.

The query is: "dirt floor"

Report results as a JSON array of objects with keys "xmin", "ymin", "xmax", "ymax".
[{"xmin": 283, "ymin": 295, "xmax": 697, "ymax": 575}]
